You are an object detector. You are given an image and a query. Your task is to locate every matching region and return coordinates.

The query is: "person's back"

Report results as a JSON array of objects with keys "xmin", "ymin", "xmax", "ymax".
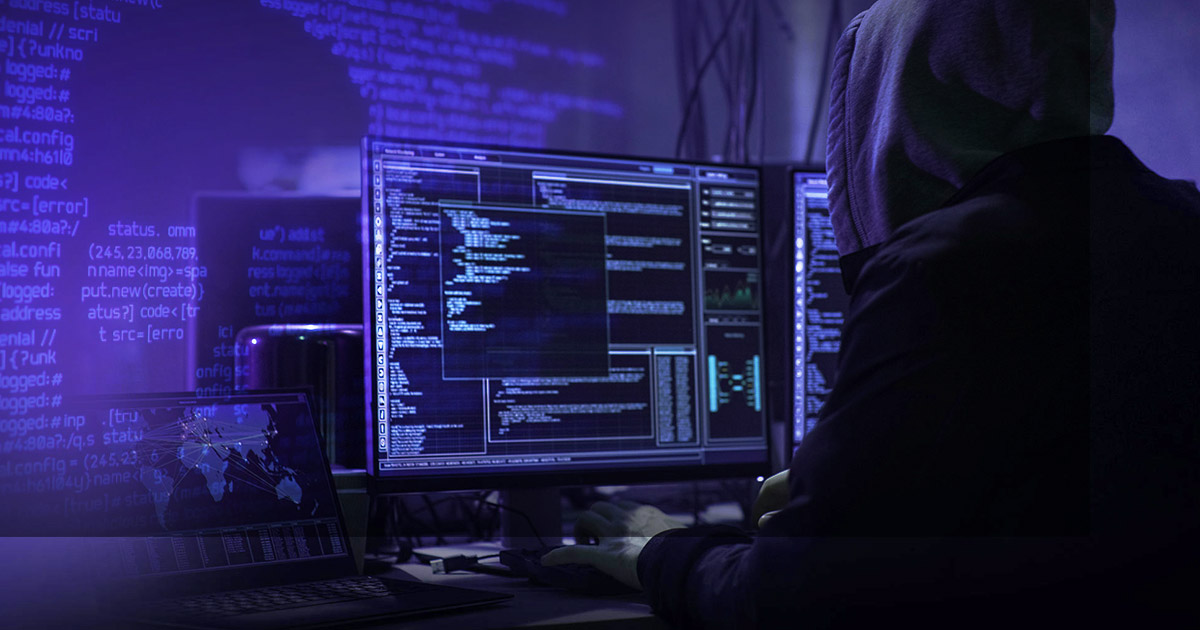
[
  {"xmin": 801, "ymin": 0, "xmax": 1200, "ymax": 616},
  {"xmin": 549, "ymin": 1, "xmax": 1200, "ymax": 626},
  {"xmin": 783, "ymin": 132, "xmax": 1200, "ymax": 623},
  {"xmin": 811, "ymin": 0, "xmax": 1199, "ymax": 547},
  {"xmin": 1087, "ymin": 137, "xmax": 1200, "ymax": 615},
  {"xmin": 789, "ymin": 136, "xmax": 1093, "ymax": 539}
]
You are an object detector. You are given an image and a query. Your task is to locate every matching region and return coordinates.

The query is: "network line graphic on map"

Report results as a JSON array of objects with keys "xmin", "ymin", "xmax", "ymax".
[{"xmin": 130, "ymin": 404, "xmax": 307, "ymax": 529}]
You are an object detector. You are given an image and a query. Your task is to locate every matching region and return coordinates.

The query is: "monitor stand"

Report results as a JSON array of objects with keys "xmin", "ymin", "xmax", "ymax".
[{"xmin": 500, "ymin": 487, "xmax": 563, "ymax": 549}]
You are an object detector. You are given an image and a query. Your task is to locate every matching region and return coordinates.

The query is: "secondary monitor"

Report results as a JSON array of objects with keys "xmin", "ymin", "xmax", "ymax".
[
  {"xmin": 792, "ymin": 171, "xmax": 850, "ymax": 446},
  {"xmin": 363, "ymin": 139, "xmax": 770, "ymax": 487}
]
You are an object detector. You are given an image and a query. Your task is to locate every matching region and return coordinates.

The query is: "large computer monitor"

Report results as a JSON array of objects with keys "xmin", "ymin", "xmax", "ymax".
[
  {"xmin": 792, "ymin": 170, "xmax": 850, "ymax": 446},
  {"xmin": 363, "ymin": 139, "xmax": 770, "ymax": 489}
]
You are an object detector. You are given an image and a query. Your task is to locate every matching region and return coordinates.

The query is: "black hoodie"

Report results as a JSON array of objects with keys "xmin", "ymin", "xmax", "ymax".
[{"xmin": 636, "ymin": 1, "xmax": 1200, "ymax": 627}]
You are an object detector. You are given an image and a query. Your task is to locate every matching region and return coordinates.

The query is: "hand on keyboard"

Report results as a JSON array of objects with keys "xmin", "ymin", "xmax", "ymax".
[
  {"xmin": 571, "ymin": 500, "xmax": 685, "ymax": 542},
  {"xmin": 498, "ymin": 547, "xmax": 638, "ymax": 595},
  {"xmin": 543, "ymin": 500, "xmax": 685, "ymax": 590}
]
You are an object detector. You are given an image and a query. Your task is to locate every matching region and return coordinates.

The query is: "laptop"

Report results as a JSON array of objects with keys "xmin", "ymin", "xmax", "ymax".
[{"xmin": 78, "ymin": 390, "xmax": 510, "ymax": 629}]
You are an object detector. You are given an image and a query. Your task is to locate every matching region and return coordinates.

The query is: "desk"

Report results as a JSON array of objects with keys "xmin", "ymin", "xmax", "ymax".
[
  {"xmin": 331, "ymin": 475, "xmax": 669, "ymax": 629},
  {"xmin": 377, "ymin": 560, "xmax": 667, "ymax": 630}
]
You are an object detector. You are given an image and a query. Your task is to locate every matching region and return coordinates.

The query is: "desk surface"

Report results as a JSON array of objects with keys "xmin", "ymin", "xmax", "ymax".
[
  {"xmin": 330, "ymin": 482, "xmax": 667, "ymax": 630},
  {"xmin": 378, "ymin": 559, "xmax": 667, "ymax": 630}
]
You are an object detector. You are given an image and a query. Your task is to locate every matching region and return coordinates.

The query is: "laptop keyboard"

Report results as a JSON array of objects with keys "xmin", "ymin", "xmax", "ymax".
[{"xmin": 148, "ymin": 576, "xmax": 430, "ymax": 618}]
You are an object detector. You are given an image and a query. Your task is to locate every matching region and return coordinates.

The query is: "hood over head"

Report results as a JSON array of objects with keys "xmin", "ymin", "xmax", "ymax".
[{"xmin": 825, "ymin": 0, "xmax": 1116, "ymax": 257}]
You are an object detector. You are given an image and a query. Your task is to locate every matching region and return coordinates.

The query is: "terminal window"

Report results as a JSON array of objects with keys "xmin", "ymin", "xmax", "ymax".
[
  {"xmin": 366, "ymin": 140, "xmax": 769, "ymax": 477},
  {"xmin": 793, "ymin": 173, "xmax": 849, "ymax": 445}
]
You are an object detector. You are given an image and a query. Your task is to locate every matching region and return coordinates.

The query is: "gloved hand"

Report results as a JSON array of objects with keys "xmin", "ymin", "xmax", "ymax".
[
  {"xmin": 541, "ymin": 500, "xmax": 685, "ymax": 589},
  {"xmin": 750, "ymin": 469, "xmax": 790, "ymax": 528}
]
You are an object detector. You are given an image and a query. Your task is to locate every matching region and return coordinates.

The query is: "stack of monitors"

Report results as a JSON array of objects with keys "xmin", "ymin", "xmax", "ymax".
[{"xmin": 362, "ymin": 139, "xmax": 771, "ymax": 488}]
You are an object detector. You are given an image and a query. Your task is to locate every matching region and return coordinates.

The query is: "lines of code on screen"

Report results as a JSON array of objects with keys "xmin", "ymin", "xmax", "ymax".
[
  {"xmin": 793, "ymin": 174, "xmax": 849, "ymax": 445},
  {"xmin": 368, "ymin": 140, "xmax": 769, "ymax": 478}
]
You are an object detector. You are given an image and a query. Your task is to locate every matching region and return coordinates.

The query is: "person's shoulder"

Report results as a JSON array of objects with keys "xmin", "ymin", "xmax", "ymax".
[
  {"xmin": 1089, "ymin": 136, "xmax": 1200, "ymax": 231},
  {"xmin": 873, "ymin": 191, "xmax": 1055, "ymax": 273},
  {"xmin": 1094, "ymin": 167, "xmax": 1200, "ymax": 231}
]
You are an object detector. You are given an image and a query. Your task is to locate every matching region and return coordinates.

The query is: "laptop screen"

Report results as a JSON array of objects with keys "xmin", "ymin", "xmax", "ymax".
[{"xmin": 63, "ymin": 391, "xmax": 352, "ymax": 580}]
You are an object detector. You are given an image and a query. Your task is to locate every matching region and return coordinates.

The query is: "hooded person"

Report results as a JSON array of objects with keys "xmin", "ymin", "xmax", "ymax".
[{"xmin": 544, "ymin": 0, "xmax": 1200, "ymax": 626}]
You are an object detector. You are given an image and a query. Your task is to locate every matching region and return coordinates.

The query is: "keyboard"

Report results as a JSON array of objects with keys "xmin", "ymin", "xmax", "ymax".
[
  {"xmin": 143, "ymin": 576, "xmax": 433, "ymax": 619},
  {"xmin": 498, "ymin": 547, "xmax": 638, "ymax": 596}
]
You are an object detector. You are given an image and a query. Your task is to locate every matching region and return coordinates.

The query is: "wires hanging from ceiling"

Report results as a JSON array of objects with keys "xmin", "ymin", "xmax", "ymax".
[
  {"xmin": 673, "ymin": 0, "xmax": 796, "ymax": 164},
  {"xmin": 804, "ymin": 0, "xmax": 844, "ymax": 165},
  {"xmin": 674, "ymin": 0, "xmax": 747, "ymax": 161}
]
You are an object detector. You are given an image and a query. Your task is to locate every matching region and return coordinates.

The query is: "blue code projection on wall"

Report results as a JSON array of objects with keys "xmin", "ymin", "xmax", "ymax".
[
  {"xmin": 0, "ymin": 2, "xmax": 168, "ymax": 508},
  {"xmin": 189, "ymin": 194, "xmax": 362, "ymax": 397},
  {"xmin": 366, "ymin": 139, "xmax": 769, "ymax": 480},
  {"xmin": 0, "ymin": 0, "xmax": 655, "ymax": 520},
  {"xmin": 259, "ymin": 0, "xmax": 623, "ymax": 147},
  {"xmin": 792, "ymin": 173, "xmax": 849, "ymax": 445}
]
